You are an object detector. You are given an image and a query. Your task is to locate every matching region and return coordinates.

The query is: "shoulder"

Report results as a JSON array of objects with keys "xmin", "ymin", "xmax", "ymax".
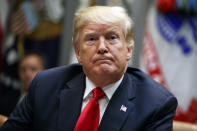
[
  {"xmin": 27, "ymin": 63, "xmax": 84, "ymax": 106},
  {"xmin": 29, "ymin": 63, "xmax": 83, "ymax": 93},
  {"xmin": 35, "ymin": 63, "xmax": 83, "ymax": 82},
  {"xmin": 125, "ymin": 66, "xmax": 177, "ymax": 122},
  {"xmin": 124, "ymin": 67, "xmax": 177, "ymax": 130},
  {"xmin": 126, "ymin": 66, "xmax": 177, "ymax": 105},
  {"xmin": 126, "ymin": 66, "xmax": 161, "ymax": 88}
]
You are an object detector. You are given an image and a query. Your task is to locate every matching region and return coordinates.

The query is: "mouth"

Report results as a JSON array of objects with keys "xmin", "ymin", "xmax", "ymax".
[{"xmin": 94, "ymin": 57, "xmax": 114, "ymax": 64}]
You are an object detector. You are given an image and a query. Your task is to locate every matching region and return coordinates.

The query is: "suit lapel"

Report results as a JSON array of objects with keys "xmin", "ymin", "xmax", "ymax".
[
  {"xmin": 57, "ymin": 73, "xmax": 86, "ymax": 131},
  {"xmin": 99, "ymin": 73, "xmax": 136, "ymax": 131}
]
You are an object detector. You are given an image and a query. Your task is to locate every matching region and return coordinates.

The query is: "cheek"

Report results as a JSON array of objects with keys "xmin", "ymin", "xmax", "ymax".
[
  {"xmin": 80, "ymin": 47, "xmax": 95, "ymax": 61},
  {"xmin": 111, "ymin": 46, "xmax": 128, "ymax": 61},
  {"xmin": 78, "ymin": 52, "xmax": 90, "ymax": 65},
  {"xmin": 20, "ymin": 75, "xmax": 28, "ymax": 83}
]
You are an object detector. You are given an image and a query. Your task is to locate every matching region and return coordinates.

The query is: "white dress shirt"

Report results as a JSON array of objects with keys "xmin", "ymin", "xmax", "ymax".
[{"xmin": 81, "ymin": 76, "xmax": 124, "ymax": 123}]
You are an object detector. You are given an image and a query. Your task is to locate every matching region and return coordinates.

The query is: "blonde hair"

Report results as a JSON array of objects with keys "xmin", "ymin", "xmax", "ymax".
[{"xmin": 73, "ymin": 6, "xmax": 134, "ymax": 47}]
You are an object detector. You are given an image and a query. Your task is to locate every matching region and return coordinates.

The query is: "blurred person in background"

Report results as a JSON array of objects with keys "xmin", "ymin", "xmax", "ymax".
[
  {"xmin": 18, "ymin": 53, "xmax": 44, "ymax": 101},
  {"xmin": 0, "ymin": 6, "xmax": 177, "ymax": 131},
  {"xmin": 0, "ymin": 0, "xmax": 62, "ymax": 116}
]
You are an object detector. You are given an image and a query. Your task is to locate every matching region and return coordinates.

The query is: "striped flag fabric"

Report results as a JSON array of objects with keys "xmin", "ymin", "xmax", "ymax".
[
  {"xmin": 10, "ymin": 8, "xmax": 30, "ymax": 35},
  {"xmin": 10, "ymin": 1, "xmax": 38, "ymax": 35}
]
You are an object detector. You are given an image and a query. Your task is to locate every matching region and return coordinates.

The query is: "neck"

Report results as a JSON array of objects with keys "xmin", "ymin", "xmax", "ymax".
[{"xmin": 89, "ymin": 73, "xmax": 124, "ymax": 87}]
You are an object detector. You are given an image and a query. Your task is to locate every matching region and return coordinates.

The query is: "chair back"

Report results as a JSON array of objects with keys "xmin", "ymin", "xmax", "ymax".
[{"xmin": 173, "ymin": 121, "xmax": 197, "ymax": 131}]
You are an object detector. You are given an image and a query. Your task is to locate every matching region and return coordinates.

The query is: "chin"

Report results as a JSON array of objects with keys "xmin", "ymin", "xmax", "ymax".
[
  {"xmin": 98, "ymin": 63, "xmax": 111, "ymax": 69},
  {"xmin": 95, "ymin": 64, "xmax": 116, "ymax": 75},
  {"xmin": 84, "ymin": 64, "xmax": 116, "ymax": 77}
]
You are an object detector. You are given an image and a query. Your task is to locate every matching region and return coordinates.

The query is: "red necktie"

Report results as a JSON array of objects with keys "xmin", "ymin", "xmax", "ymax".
[{"xmin": 74, "ymin": 87, "xmax": 105, "ymax": 131}]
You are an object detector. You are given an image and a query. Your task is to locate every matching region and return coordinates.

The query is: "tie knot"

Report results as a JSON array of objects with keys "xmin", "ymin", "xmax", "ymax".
[{"xmin": 92, "ymin": 87, "xmax": 105, "ymax": 100}]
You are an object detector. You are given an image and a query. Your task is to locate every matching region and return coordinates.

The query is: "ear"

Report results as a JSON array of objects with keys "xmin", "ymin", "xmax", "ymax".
[
  {"xmin": 74, "ymin": 44, "xmax": 82, "ymax": 63},
  {"xmin": 126, "ymin": 41, "xmax": 134, "ymax": 61}
]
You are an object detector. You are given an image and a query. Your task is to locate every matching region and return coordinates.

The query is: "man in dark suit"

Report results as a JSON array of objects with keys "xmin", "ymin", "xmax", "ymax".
[{"xmin": 0, "ymin": 6, "xmax": 177, "ymax": 131}]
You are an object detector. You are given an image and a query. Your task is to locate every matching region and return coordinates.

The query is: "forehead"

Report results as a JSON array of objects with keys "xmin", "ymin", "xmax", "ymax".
[
  {"xmin": 82, "ymin": 22, "xmax": 123, "ymax": 35},
  {"xmin": 20, "ymin": 56, "xmax": 41, "ymax": 66}
]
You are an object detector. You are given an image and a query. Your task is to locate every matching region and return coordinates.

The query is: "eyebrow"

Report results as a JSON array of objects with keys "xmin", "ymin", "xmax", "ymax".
[
  {"xmin": 106, "ymin": 27, "xmax": 120, "ymax": 32},
  {"xmin": 83, "ymin": 30, "xmax": 97, "ymax": 36},
  {"xmin": 105, "ymin": 27, "xmax": 122, "ymax": 36},
  {"xmin": 83, "ymin": 26, "xmax": 122, "ymax": 36}
]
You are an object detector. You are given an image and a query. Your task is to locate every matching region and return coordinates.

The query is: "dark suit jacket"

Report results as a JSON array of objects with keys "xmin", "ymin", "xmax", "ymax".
[{"xmin": 0, "ymin": 64, "xmax": 177, "ymax": 131}]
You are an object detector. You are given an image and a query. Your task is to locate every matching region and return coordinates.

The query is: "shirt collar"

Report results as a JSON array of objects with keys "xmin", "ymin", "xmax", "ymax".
[{"xmin": 84, "ymin": 75, "xmax": 124, "ymax": 100}]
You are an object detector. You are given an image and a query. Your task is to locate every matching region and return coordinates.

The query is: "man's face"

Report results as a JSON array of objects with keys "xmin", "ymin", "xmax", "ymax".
[
  {"xmin": 75, "ymin": 23, "xmax": 133, "ymax": 86},
  {"xmin": 19, "ymin": 55, "xmax": 43, "ymax": 91}
]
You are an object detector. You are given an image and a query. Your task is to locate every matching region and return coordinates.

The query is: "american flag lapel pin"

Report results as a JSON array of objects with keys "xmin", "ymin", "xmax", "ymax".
[{"xmin": 120, "ymin": 105, "xmax": 127, "ymax": 112}]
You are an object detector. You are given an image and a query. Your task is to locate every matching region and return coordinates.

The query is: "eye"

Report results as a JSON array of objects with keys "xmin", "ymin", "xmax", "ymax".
[
  {"xmin": 89, "ymin": 37, "xmax": 97, "ymax": 41},
  {"xmin": 106, "ymin": 35, "xmax": 117, "ymax": 40},
  {"xmin": 106, "ymin": 33, "xmax": 119, "ymax": 44},
  {"xmin": 84, "ymin": 34, "xmax": 98, "ymax": 45},
  {"xmin": 84, "ymin": 35, "xmax": 98, "ymax": 42},
  {"xmin": 110, "ymin": 35, "xmax": 117, "ymax": 40},
  {"xmin": 106, "ymin": 32, "xmax": 119, "ymax": 40}
]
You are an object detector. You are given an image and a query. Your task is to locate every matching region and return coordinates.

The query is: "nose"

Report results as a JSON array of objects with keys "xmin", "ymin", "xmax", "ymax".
[{"xmin": 97, "ymin": 36, "xmax": 108, "ymax": 54}]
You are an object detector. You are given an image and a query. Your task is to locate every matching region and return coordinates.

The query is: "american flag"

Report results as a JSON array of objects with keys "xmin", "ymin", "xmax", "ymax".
[
  {"xmin": 120, "ymin": 105, "xmax": 127, "ymax": 112},
  {"xmin": 10, "ymin": 1, "xmax": 38, "ymax": 36},
  {"xmin": 10, "ymin": 8, "xmax": 30, "ymax": 35}
]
